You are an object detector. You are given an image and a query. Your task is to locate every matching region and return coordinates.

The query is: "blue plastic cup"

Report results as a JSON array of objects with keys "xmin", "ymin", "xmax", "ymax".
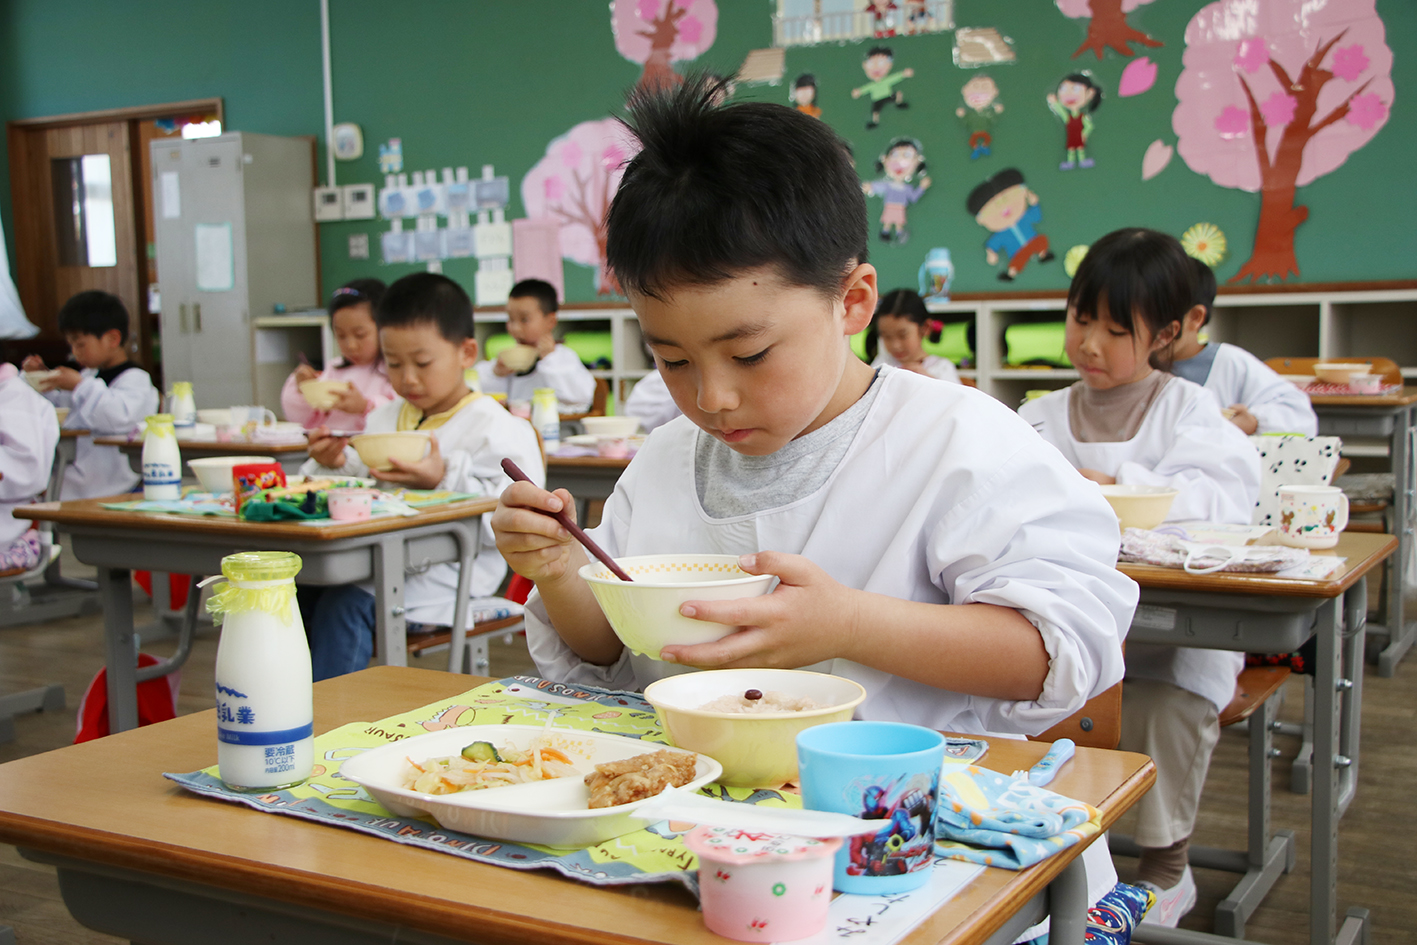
[{"xmin": 797, "ymin": 721, "xmax": 945, "ymax": 894}]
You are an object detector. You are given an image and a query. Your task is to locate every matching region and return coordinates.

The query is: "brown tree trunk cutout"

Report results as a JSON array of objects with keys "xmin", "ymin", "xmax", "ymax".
[
  {"xmin": 1230, "ymin": 30, "xmax": 1371, "ymax": 284},
  {"xmin": 1073, "ymin": 0, "xmax": 1162, "ymax": 59},
  {"xmin": 551, "ymin": 163, "xmax": 623, "ymax": 296},
  {"xmin": 637, "ymin": 3, "xmax": 689, "ymax": 93}
]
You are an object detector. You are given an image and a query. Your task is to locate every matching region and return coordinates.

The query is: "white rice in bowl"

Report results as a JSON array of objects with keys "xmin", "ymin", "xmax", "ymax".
[{"xmin": 698, "ymin": 689, "xmax": 823, "ymax": 714}]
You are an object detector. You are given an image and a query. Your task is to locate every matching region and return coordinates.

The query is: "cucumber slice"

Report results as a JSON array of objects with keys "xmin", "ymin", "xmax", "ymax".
[{"xmin": 461, "ymin": 741, "xmax": 501, "ymax": 763}]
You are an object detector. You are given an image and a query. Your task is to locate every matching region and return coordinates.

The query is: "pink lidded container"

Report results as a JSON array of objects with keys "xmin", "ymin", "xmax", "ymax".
[
  {"xmin": 685, "ymin": 826, "xmax": 841, "ymax": 943},
  {"xmin": 327, "ymin": 488, "xmax": 375, "ymax": 521}
]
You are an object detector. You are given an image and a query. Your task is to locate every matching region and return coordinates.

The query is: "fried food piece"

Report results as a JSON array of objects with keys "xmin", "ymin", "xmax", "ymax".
[{"xmin": 584, "ymin": 750, "xmax": 698, "ymax": 809}]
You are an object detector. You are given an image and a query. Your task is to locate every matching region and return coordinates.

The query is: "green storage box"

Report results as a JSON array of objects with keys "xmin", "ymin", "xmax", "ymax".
[
  {"xmin": 483, "ymin": 333, "xmax": 516, "ymax": 360},
  {"xmin": 562, "ymin": 331, "xmax": 614, "ymax": 368},
  {"xmin": 851, "ymin": 321, "xmax": 973, "ymax": 367},
  {"xmin": 1003, "ymin": 321, "xmax": 1070, "ymax": 368}
]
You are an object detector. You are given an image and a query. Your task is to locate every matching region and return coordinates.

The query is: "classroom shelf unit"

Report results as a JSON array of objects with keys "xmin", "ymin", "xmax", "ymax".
[
  {"xmin": 927, "ymin": 285, "xmax": 1417, "ymax": 408},
  {"xmin": 470, "ymin": 286, "xmax": 1417, "ymax": 415}
]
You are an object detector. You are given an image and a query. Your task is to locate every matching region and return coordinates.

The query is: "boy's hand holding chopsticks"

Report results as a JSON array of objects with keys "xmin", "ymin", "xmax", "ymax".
[{"xmin": 492, "ymin": 480, "xmax": 586, "ymax": 584}]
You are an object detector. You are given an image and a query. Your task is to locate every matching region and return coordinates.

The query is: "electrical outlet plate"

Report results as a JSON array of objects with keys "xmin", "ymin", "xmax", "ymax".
[{"xmin": 313, "ymin": 186, "xmax": 344, "ymax": 222}]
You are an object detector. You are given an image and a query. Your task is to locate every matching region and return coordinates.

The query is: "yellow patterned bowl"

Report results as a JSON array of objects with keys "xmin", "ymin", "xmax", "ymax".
[{"xmin": 579, "ymin": 554, "xmax": 776, "ymax": 660}]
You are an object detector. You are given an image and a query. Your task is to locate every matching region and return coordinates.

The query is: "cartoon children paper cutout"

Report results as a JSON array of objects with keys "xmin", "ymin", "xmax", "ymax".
[
  {"xmin": 967, "ymin": 169, "xmax": 1055, "ymax": 282},
  {"xmin": 957, "ymin": 75, "xmax": 1004, "ymax": 159},
  {"xmin": 863, "ymin": 137, "xmax": 931, "ymax": 244},
  {"xmin": 852, "ymin": 46, "xmax": 914, "ymax": 130},
  {"xmin": 1047, "ymin": 72, "xmax": 1102, "ymax": 169},
  {"xmin": 792, "ymin": 74, "xmax": 821, "ymax": 118},
  {"xmin": 867, "ymin": 1, "xmax": 899, "ymax": 38},
  {"xmin": 919, "ymin": 248, "xmax": 955, "ymax": 302}
]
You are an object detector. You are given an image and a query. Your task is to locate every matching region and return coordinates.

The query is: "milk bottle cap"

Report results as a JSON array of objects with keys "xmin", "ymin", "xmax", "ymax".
[{"xmin": 221, "ymin": 550, "xmax": 303, "ymax": 584}]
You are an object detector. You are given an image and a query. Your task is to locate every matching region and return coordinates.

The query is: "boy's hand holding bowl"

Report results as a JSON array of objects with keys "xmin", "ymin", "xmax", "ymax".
[{"xmin": 367, "ymin": 433, "xmax": 445, "ymax": 490}]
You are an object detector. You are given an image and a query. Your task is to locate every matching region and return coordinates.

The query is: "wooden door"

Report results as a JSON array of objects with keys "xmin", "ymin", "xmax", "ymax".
[{"xmin": 8, "ymin": 120, "xmax": 142, "ymax": 349}]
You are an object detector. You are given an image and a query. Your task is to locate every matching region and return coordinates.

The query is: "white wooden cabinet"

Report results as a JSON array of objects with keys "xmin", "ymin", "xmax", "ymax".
[{"xmin": 152, "ymin": 133, "xmax": 317, "ymax": 409}]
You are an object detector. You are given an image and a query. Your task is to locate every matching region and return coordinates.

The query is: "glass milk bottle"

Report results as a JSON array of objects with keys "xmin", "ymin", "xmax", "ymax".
[
  {"xmin": 141, "ymin": 414, "xmax": 182, "ymax": 500},
  {"xmin": 207, "ymin": 551, "xmax": 313, "ymax": 792},
  {"xmin": 168, "ymin": 380, "xmax": 197, "ymax": 430},
  {"xmin": 531, "ymin": 386, "xmax": 560, "ymax": 451}
]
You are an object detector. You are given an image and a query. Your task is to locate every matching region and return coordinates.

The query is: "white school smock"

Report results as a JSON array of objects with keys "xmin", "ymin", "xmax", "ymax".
[
  {"xmin": 0, "ymin": 366, "xmax": 58, "ymax": 545},
  {"xmin": 301, "ymin": 394, "xmax": 544, "ymax": 628},
  {"xmin": 1201, "ymin": 343, "xmax": 1318, "ymax": 435},
  {"xmin": 622, "ymin": 370, "xmax": 682, "ymax": 433},
  {"xmin": 870, "ymin": 351, "xmax": 961, "ymax": 384},
  {"xmin": 473, "ymin": 344, "xmax": 596, "ymax": 412},
  {"xmin": 1019, "ymin": 376, "xmax": 1261, "ymax": 713},
  {"xmin": 45, "ymin": 364, "xmax": 157, "ymax": 499},
  {"xmin": 526, "ymin": 367, "xmax": 1137, "ymax": 737}
]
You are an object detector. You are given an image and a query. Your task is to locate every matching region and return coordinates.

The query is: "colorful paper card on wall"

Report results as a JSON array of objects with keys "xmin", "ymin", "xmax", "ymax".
[
  {"xmin": 1055, "ymin": 0, "xmax": 1161, "ymax": 60},
  {"xmin": 512, "ymin": 218, "xmax": 565, "ymax": 301}
]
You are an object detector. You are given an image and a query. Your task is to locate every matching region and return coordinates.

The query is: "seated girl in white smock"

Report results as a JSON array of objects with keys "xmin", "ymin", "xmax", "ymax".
[
  {"xmin": 865, "ymin": 288, "xmax": 961, "ymax": 383},
  {"xmin": 1019, "ymin": 227, "xmax": 1261, "ymax": 928}
]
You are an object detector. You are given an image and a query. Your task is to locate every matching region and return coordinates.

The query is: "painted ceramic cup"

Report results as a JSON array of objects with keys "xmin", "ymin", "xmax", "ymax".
[
  {"xmin": 327, "ymin": 488, "xmax": 375, "ymax": 521},
  {"xmin": 1276, "ymin": 484, "xmax": 1349, "ymax": 549},
  {"xmin": 684, "ymin": 825, "xmax": 840, "ymax": 943},
  {"xmin": 797, "ymin": 721, "xmax": 944, "ymax": 894}
]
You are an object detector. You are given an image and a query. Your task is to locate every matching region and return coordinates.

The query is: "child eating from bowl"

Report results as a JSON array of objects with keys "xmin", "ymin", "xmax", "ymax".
[
  {"xmin": 492, "ymin": 76, "xmax": 1138, "ymax": 925},
  {"xmin": 280, "ymin": 279, "xmax": 396, "ymax": 432},
  {"xmin": 300, "ymin": 273, "xmax": 544, "ymax": 680},
  {"xmin": 471, "ymin": 278, "xmax": 597, "ymax": 413}
]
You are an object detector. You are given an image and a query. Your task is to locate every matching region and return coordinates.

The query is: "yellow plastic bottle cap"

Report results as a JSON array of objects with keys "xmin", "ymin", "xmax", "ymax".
[{"xmin": 221, "ymin": 551, "xmax": 303, "ymax": 584}]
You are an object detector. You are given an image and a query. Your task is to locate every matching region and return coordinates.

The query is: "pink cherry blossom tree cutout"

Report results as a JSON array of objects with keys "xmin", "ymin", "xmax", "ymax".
[
  {"xmin": 1173, "ymin": 0, "xmax": 1394, "ymax": 283},
  {"xmin": 611, "ymin": 0, "xmax": 719, "ymax": 93},
  {"xmin": 521, "ymin": 118, "xmax": 643, "ymax": 296},
  {"xmin": 1055, "ymin": 0, "xmax": 1162, "ymax": 59}
]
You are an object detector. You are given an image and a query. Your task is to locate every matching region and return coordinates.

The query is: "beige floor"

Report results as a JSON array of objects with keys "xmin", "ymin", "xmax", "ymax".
[{"xmin": 0, "ymin": 555, "xmax": 1414, "ymax": 944}]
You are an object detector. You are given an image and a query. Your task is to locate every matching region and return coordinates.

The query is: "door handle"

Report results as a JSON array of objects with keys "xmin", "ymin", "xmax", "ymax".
[
  {"xmin": 179, "ymin": 303, "xmax": 188, "ymax": 333},
  {"xmin": 194, "ymin": 303, "xmax": 202, "ymax": 333}
]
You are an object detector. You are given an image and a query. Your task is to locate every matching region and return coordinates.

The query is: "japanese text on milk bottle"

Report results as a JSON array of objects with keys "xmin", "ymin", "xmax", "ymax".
[
  {"xmin": 169, "ymin": 380, "xmax": 197, "ymax": 430},
  {"xmin": 206, "ymin": 552, "xmax": 313, "ymax": 792},
  {"xmin": 141, "ymin": 414, "xmax": 182, "ymax": 500}
]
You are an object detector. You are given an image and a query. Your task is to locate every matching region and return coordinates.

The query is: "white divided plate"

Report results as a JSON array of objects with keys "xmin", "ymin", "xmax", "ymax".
[{"xmin": 339, "ymin": 725, "xmax": 722, "ymax": 848}]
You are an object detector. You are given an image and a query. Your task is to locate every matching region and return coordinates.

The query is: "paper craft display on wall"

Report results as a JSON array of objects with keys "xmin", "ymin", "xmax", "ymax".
[
  {"xmin": 966, "ymin": 169, "xmax": 1055, "ymax": 282},
  {"xmin": 612, "ymin": 0, "xmax": 718, "ymax": 93},
  {"xmin": 1055, "ymin": 0, "xmax": 1161, "ymax": 60},
  {"xmin": 956, "ymin": 75, "xmax": 1003, "ymax": 159},
  {"xmin": 1118, "ymin": 56, "xmax": 1158, "ymax": 97},
  {"xmin": 1141, "ymin": 139, "xmax": 1173, "ymax": 180},
  {"xmin": 953, "ymin": 27, "xmax": 1015, "ymax": 68},
  {"xmin": 512, "ymin": 218, "xmax": 565, "ymax": 301},
  {"xmin": 791, "ymin": 74, "xmax": 821, "ymax": 118},
  {"xmin": 772, "ymin": 1, "xmax": 953, "ymax": 48},
  {"xmin": 378, "ymin": 138, "xmax": 403, "ymax": 175},
  {"xmin": 1047, "ymin": 73, "xmax": 1103, "ymax": 170},
  {"xmin": 863, "ymin": 137, "xmax": 931, "ymax": 244},
  {"xmin": 1181, "ymin": 223, "xmax": 1227, "ymax": 267},
  {"xmin": 918, "ymin": 248, "xmax": 955, "ymax": 303},
  {"xmin": 852, "ymin": 46, "xmax": 914, "ymax": 130},
  {"xmin": 1063, "ymin": 244, "xmax": 1089, "ymax": 278},
  {"xmin": 1173, "ymin": 0, "xmax": 1393, "ymax": 283},
  {"xmin": 521, "ymin": 118, "xmax": 642, "ymax": 296}
]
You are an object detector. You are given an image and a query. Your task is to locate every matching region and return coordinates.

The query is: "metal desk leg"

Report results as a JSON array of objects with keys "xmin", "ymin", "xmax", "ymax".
[
  {"xmin": 444, "ymin": 523, "xmax": 479, "ymax": 675},
  {"xmin": 1047, "ymin": 855, "xmax": 1090, "ymax": 945},
  {"xmin": 372, "ymin": 536, "xmax": 407, "ymax": 669},
  {"xmin": 97, "ymin": 567, "xmax": 139, "ymax": 734},
  {"xmin": 1288, "ymin": 676, "xmax": 1315, "ymax": 795},
  {"xmin": 1312, "ymin": 595, "xmax": 1368, "ymax": 945},
  {"xmin": 1377, "ymin": 405, "xmax": 1415, "ymax": 676}
]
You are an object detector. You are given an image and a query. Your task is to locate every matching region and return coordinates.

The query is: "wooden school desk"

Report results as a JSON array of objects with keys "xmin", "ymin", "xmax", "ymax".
[
  {"xmin": 0, "ymin": 666, "xmax": 1154, "ymax": 945},
  {"xmin": 546, "ymin": 453, "xmax": 633, "ymax": 523},
  {"xmin": 94, "ymin": 435, "xmax": 313, "ymax": 475},
  {"xmin": 1120, "ymin": 531, "xmax": 1395, "ymax": 945},
  {"xmin": 15, "ymin": 497, "xmax": 497, "ymax": 734},
  {"xmin": 1306, "ymin": 387, "xmax": 1417, "ymax": 676}
]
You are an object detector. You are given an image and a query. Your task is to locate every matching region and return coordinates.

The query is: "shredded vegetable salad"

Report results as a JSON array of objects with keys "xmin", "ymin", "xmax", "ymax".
[{"xmin": 403, "ymin": 736, "xmax": 581, "ymax": 796}]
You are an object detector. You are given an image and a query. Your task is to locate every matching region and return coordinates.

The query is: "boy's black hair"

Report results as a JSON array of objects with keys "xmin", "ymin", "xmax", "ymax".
[
  {"xmin": 508, "ymin": 278, "xmax": 559, "ymax": 315},
  {"xmin": 1068, "ymin": 228, "xmax": 1192, "ymax": 366},
  {"xmin": 966, "ymin": 168, "xmax": 1025, "ymax": 215},
  {"xmin": 864, "ymin": 288, "xmax": 941, "ymax": 362},
  {"xmin": 875, "ymin": 138, "xmax": 926, "ymax": 177},
  {"xmin": 793, "ymin": 73, "xmax": 816, "ymax": 90},
  {"xmin": 329, "ymin": 278, "xmax": 386, "ymax": 317},
  {"xmin": 58, "ymin": 290, "xmax": 129, "ymax": 344},
  {"xmin": 606, "ymin": 73, "xmax": 868, "ymax": 301},
  {"xmin": 1059, "ymin": 72, "xmax": 1103, "ymax": 112},
  {"xmin": 1189, "ymin": 256, "xmax": 1217, "ymax": 327},
  {"xmin": 375, "ymin": 272, "xmax": 473, "ymax": 343},
  {"xmin": 865, "ymin": 46, "xmax": 893, "ymax": 60}
]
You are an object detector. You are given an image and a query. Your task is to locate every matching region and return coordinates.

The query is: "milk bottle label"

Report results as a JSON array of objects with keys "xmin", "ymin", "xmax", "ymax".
[
  {"xmin": 143, "ymin": 461, "xmax": 181, "ymax": 487},
  {"xmin": 215, "ymin": 679, "xmax": 313, "ymax": 779}
]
